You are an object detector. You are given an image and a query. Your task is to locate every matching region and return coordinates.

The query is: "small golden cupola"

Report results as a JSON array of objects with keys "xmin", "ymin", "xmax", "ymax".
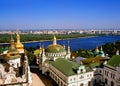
[
  {"xmin": 53, "ymin": 35, "xmax": 57, "ymax": 45},
  {"xmin": 46, "ymin": 35, "xmax": 66, "ymax": 53},
  {"xmin": 10, "ymin": 32, "xmax": 15, "ymax": 49},
  {"xmin": 100, "ymin": 46, "xmax": 103, "ymax": 51},
  {"xmin": 15, "ymin": 30, "xmax": 24, "ymax": 52},
  {"xmin": 95, "ymin": 46, "xmax": 99, "ymax": 53},
  {"xmin": 6, "ymin": 32, "xmax": 20, "ymax": 59}
]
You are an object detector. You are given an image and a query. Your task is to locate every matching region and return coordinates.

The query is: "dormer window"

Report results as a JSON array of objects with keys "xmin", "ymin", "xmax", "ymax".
[{"xmin": 81, "ymin": 69, "xmax": 83, "ymax": 73}]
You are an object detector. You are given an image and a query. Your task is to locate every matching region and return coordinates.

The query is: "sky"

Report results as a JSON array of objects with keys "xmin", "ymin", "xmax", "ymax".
[{"xmin": 0, "ymin": 0, "xmax": 120, "ymax": 30}]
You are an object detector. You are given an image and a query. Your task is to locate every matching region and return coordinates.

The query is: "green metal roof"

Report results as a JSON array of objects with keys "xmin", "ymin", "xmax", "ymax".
[
  {"xmin": 107, "ymin": 55, "xmax": 120, "ymax": 67},
  {"xmin": 89, "ymin": 62, "xmax": 100, "ymax": 68},
  {"xmin": 46, "ymin": 58, "xmax": 80, "ymax": 76},
  {"xmin": 45, "ymin": 58, "xmax": 94, "ymax": 76}
]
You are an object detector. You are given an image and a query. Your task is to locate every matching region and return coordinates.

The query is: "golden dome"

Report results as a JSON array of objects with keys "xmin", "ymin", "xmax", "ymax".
[
  {"xmin": 45, "ymin": 34, "xmax": 66, "ymax": 53},
  {"xmin": 53, "ymin": 35, "xmax": 57, "ymax": 45},
  {"xmin": 6, "ymin": 48, "xmax": 21, "ymax": 59},
  {"xmin": 46, "ymin": 44, "xmax": 66, "ymax": 53},
  {"xmin": 15, "ymin": 31, "xmax": 24, "ymax": 51},
  {"xmin": 53, "ymin": 35, "xmax": 56, "ymax": 41},
  {"xmin": 6, "ymin": 31, "xmax": 21, "ymax": 59},
  {"xmin": 15, "ymin": 42, "xmax": 24, "ymax": 49},
  {"xmin": 95, "ymin": 46, "xmax": 99, "ymax": 53}
]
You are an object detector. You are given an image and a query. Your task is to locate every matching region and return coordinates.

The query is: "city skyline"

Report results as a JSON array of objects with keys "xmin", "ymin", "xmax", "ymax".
[{"xmin": 0, "ymin": 0, "xmax": 120, "ymax": 30}]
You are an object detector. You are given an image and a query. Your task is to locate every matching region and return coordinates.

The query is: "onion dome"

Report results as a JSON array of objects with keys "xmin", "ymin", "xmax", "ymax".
[
  {"xmin": 46, "ymin": 35, "xmax": 66, "ymax": 53},
  {"xmin": 99, "ymin": 46, "xmax": 105, "ymax": 57},
  {"xmin": 45, "ymin": 35, "xmax": 66, "ymax": 57},
  {"xmin": 6, "ymin": 34, "xmax": 21, "ymax": 59},
  {"xmin": 53, "ymin": 35, "xmax": 57, "ymax": 45},
  {"xmin": 15, "ymin": 31, "xmax": 24, "ymax": 51},
  {"xmin": 95, "ymin": 46, "xmax": 99, "ymax": 53},
  {"xmin": 6, "ymin": 48, "xmax": 21, "ymax": 60},
  {"xmin": 46, "ymin": 44, "xmax": 66, "ymax": 53},
  {"xmin": 99, "ymin": 46, "xmax": 104, "ymax": 53}
]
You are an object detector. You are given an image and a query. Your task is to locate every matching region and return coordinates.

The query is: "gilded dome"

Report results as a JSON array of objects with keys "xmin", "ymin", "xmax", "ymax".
[
  {"xmin": 15, "ymin": 31, "xmax": 24, "ymax": 51},
  {"xmin": 46, "ymin": 44, "xmax": 66, "ymax": 53},
  {"xmin": 15, "ymin": 42, "xmax": 24, "ymax": 48},
  {"xmin": 6, "ymin": 48, "xmax": 21, "ymax": 59},
  {"xmin": 6, "ymin": 32, "xmax": 21, "ymax": 59},
  {"xmin": 45, "ymin": 35, "xmax": 66, "ymax": 53},
  {"xmin": 7, "ymin": 48, "xmax": 19, "ymax": 54}
]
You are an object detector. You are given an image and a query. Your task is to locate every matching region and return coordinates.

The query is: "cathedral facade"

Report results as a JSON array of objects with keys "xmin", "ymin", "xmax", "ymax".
[
  {"xmin": 0, "ymin": 32, "xmax": 32, "ymax": 86},
  {"xmin": 39, "ymin": 35, "xmax": 94, "ymax": 86}
]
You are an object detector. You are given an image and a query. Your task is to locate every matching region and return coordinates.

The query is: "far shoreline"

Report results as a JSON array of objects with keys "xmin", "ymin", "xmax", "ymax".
[{"xmin": 0, "ymin": 36, "xmax": 97, "ymax": 45}]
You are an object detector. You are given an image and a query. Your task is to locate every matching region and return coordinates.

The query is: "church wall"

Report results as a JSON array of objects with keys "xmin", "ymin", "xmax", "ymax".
[
  {"xmin": 8, "ymin": 58, "xmax": 21, "ymax": 68},
  {"xmin": 46, "ymin": 52, "xmax": 66, "ymax": 57},
  {"xmin": 102, "ymin": 65, "xmax": 118, "ymax": 86},
  {"xmin": 67, "ymin": 71, "xmax": 94, "ymax": 86},
  {"xmin": 0, "ymin": 32, "xmax": 32, "ymax": 86}
]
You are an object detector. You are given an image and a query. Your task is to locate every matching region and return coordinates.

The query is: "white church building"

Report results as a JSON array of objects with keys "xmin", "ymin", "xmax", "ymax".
[
  {"xmin": 38, "ymin": 35, "xmax": 120, "ymax": 86},
  {"xmin": 38, "ymin": 35, "xmax": 98, "ymax": 86},
  {"xmin": 0, "ymin": 32, "xmax": 32, "ymax": 86}
]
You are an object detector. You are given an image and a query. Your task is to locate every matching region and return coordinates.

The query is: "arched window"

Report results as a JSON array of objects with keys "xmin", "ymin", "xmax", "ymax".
[
  {"xmin": 111, "ymin": 81, "xmax": 114, "ymax": 86},
  {"xmin": 99, "ymin": 70, "xmax": 101, "ymax": 73},
  {"xmin": 58, "ymin": 79, "xmax": 60, "ymax": 84},
  {"xmin": 80, "ymin": 83, "xmax": 83, "ymax": 86},
  {"xmin": 0, "ymin": 71, "xmax": 2, "ymax": 79},
  {"xmin": 94, "ymin": 79, "xmax": 97, "ymax": 84},
  {"xmin": 105, "ymin": 78, "xmax": 107, "ymax": 84},
  {"xmin": 61, "ymin": 82, "xmax": 63, "ymax": 86},
  {"xmin": 88, "ymin": 81, "xmax": 91, "ymax": 86},
  {"xmin": 81, "ymin": 69, "xmax": 83, "ymax": 73}
]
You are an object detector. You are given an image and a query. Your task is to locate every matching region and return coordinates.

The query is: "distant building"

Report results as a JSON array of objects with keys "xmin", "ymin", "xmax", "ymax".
[{"xmin": 0, "ymin": 32, "xmax": 32, "ymax": 86}]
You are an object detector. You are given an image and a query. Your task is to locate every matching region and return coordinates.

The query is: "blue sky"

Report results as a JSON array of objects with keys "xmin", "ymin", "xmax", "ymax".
[{"xmin": 0, "ymin": 0, "xmax": 120, "ymax": 30}]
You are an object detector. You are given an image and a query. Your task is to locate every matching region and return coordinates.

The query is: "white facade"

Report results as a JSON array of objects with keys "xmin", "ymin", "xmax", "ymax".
[
  {"xmin": 102, "ymin": 65, "xmax": 120, "ymax": 86},
  {"xmin": 7, "ymin": 58, "xmax": 21, "ymax": 68},
  {"xmin": 38, "ymin": 36, "xmax": 101, "ymax": 86},
  {"xmin": 47, "ymin": 63, "xmax": 94, "ymax": 86},
  {"xmin": 67, "ymin": 72, "xmax": 93, "ymax": 86}
]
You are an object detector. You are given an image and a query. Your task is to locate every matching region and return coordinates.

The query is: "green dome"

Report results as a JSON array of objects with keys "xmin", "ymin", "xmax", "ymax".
[
  {"xmin": 99, "ymin": 51, "xmax": 104, "ymax": 54},
  {"xmin": 45, "ymin": 44, "xmax": 66, "ymax": 53}
]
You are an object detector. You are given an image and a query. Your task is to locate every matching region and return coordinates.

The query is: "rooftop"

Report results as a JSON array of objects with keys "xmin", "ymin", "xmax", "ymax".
[
  {"xmin": 45, "ymin": 44, "xmax": 65, "ymax": 53},
  {"xmin": 46, "ymin": 58, "xmax": 79, "ymax": 76},
  {"xmin": 107, "ymin": 55, "xmax": 120, "ymax": 67},
  {"xmin": 46, "ymin": 58, "xmax": 94, "ymax": 76}
]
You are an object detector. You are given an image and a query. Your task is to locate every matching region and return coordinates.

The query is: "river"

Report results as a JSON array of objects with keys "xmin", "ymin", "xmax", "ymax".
[{"xmin": 0, "ymin": 35, "xmax": 120, "ymax": 51}]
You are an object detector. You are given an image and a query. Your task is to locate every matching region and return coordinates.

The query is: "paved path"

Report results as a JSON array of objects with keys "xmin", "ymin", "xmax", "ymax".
[
  {"xmin": 31, "ymin": 73, "xmax": 45, "ymax": 86},
  {"xmin": 30, "ymin": 68, "xmax": 58, "ymax": 86}
]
